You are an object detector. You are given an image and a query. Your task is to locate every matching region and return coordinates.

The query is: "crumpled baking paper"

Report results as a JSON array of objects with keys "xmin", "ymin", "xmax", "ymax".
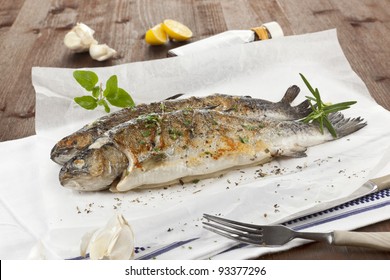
[{"xmin": 1, "ymin": 29, "xmax": 390, "ymax": 259}]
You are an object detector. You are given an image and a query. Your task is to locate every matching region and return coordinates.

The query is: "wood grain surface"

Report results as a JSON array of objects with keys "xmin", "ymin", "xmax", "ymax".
[{"xmin": 0, "ymin": 0, "xmax": 389, "ymax": 259}]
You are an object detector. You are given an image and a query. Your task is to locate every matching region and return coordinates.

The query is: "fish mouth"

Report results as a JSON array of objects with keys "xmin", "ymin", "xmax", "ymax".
[
  {"xmin": 51, "ymin": 146, "xmax": 79, "ymax": 165},
  {"xmin": 50, "ymin": 133, "xmax": 94, "ymax": 165},
  {"xmin": 59, "ymin": 164, "xmax": 118, "ymax": 191},
  {"xmin": 60, "ymin": 174, "xmax": 112, "ymax": 191}
]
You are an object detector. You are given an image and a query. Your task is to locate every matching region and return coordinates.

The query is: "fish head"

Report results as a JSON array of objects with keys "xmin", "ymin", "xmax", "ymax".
[
  {"xmin": 59, "ymin": 143, "xmax": 128, "ymax": 191},
  {"xmin": 51, "ymin": 133, "xmax": 94, "ymax": 165}
]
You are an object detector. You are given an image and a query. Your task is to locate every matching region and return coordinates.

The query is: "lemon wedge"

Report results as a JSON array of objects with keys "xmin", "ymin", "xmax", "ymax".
[
  {"xmin": 162, "ymin": 19, "xmax": 192, "ymax": 41},
  {"xmin": 145, "ymin": 23, "xmax": 168, "ymax": 45}
]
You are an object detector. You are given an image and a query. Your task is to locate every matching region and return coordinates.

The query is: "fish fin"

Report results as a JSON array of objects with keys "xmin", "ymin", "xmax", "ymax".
[
  {"xmin": 284, "ymin": 146, "xmax": 308, "ymax": 158},
  {"xmin": 165, "ymin": 93, "xmax": 184, "ymax": 100},
  {"xmin": 107, "ymin": 177, "xmax": 121, "ymax": 193},
  {"xmin": 287, "ymin": 150, "xmax": 307, "ymax": 158},
  {"xmin": 329, "ymin": 113, "xmax": 367, "ymax": 138},
  {"xmin": 141, "ymin": 152, "xmax": 168, "ymax": 171},
  {"xmin": 280, "ymin": 85, "xmax": 300, "ymax": 104},
  {"xmin": 204, "ymin": 104, "xmax": 219, "ymax": 110},
  {"xmin": 109, "ymin": 185, "xmax": 119, "ymax": 193}
]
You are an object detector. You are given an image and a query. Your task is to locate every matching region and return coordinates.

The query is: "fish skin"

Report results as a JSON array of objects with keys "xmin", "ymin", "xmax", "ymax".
[
  {"xmin": 59, "ymin": 109, "xmax": 366, "ymax": 192},
  {"xmin": 51, "ymin": 86, "xmax": 310, "ymax": 165}
]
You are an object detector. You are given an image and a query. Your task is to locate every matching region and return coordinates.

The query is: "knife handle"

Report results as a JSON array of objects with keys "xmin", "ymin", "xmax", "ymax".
[
  {"xmin": 333, "ymin": 231, "xmax": 390, "ymax": 251},
  {"xmin": 370, "ymin": 174, "xmax": 390, "ymax": 191}
]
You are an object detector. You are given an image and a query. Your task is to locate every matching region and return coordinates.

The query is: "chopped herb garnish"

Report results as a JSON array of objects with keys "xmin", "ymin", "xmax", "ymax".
[
  {"xmin": 160, "ymin": 102, "xmax": 165, "ymax": 112},
  {"xmin": 168, "ymin": 128, "xmax": 183, "ymax": 140},
  {"xmin": 145, "ymin": 113, "xmax": 160, "ymax": 122},
  {"xmin": 143, "ymin": 113, "xmax": 160, "ymax": 128},
  {"xmin": 183, "ymin": 119, "xmax": 192, "ymax": 126},
  {"xmin": 141, "ymin": 130, "xmax": 151, "ymax": 137},
  {"xmin": 242, "ymin": 124, "xmax": 256, "ymax": 131},
  {"xmin": 239, "ymin": 135, "xmax": 249, "ymax": 144},
  {"xmin": 231, "ymin": 104, "xmax": 238, "ymax": 112},
  {"xmin": 183, "ymin": 107, "xmax": 193, "ymax": 115}
]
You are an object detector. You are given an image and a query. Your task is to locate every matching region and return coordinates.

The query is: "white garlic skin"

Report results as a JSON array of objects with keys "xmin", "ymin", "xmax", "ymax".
[
  {"xmin": 80, "ymin": 214, "xmax": 135, "ymax": 260},
  {"xmin": 64, "ymin": 23, "xmax": 98, "ymax": 53},
  {"xmin": 89, "ymin": 43, "xmax": 117, "ymax": 61}
]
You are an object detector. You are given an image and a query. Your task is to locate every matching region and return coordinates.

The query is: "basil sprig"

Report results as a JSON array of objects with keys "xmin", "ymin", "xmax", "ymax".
[
  {"xmin": 299, "ymin": 73, "xmax": 356, "ymax": 137},
  {"xmin": 73, "ymin": 70, "xmax": 135, "ymax": 113}
]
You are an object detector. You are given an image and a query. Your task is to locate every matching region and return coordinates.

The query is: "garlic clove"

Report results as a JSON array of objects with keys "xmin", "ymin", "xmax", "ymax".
[
  {"xmin": 64, "ymin": 31, "xmax": 84, "ymax": 51},
  {"xmin": 106, "ymin": 215, "xmax": 135, "ymax": 260},
  {"xmin": 89, "ymin": 43, "xmax": 117, "ymax": 61},
  {"xmin": 80, "ymin": 229, "xmax": 98, "ymax": 258},
  {"xmin": 80, "ymin": 214, "xmax": 135, "ymax": 260},
  {"xmin": 89, "ymin": 228, "xmax": 113, "ymax": 260},
  {"xmin": 64, "ymin": 22, "xmax": 98, "ymax": 53}
]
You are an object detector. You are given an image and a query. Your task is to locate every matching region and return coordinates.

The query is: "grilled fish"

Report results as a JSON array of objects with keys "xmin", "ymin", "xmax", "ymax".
[
  {"xmin": 51, "ymin": 86, "xmax": 310, "ymax": 164},
  {"xmin": 59, "ymin": 108, "xmax": 366, "ymax": 192}
]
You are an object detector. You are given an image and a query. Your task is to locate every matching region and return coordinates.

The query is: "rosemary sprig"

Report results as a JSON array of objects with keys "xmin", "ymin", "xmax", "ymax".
[{"xmin": 299, "ymin": 73, "xmax": 357, "ymax": 137}]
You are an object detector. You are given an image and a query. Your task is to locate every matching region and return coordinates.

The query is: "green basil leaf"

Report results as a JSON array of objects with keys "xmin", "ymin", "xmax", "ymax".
[
  {"xmin": 103, "ymin": 75, "xmax": 118, "ymax": 98},
  {"xmin": 92, "ymin": 86, "xmax": 100, "ymax": 99},
  {"xmin": 96, "ymin": 99, "xmax": 110, "ymax": 112},
  {"xmin": 73, "ymin": 70, "xmax": 99, "ymax": 91},
  {"xmin": 106, "ymin": 88, "xmax": 135, "ymax": 108},
  {"xmin": 74, "ymin": 96, "xmax": 98, "ymax": 110},
  {"xmin": 101, "ymin": 99, "xmax": 110, "ymax": 113}
]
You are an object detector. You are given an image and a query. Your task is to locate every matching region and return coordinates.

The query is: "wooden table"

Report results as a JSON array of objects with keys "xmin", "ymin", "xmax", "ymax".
[{"xmin": 0, "ymin": 0, "xmax": 389, "ymax": 259}]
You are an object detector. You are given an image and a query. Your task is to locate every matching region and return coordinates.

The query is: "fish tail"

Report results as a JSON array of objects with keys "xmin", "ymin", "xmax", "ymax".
[
  {"xmin": 280, "ymin": 85, "xmax": 300, "ymax": 104},
  {"xmin": 330, "ymin": 112, "xmax": 367, "ymax": 138}
]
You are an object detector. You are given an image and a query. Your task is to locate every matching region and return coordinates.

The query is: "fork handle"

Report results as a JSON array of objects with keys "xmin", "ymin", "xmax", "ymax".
[{"xmin": 333, "ymin": 231, "xmax": 390, "ymax": 251}]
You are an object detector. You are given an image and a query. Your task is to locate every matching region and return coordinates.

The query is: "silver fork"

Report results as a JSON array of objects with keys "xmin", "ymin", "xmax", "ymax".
[{"xmin": 203, "ymin": 214, "xmax": 390, "ymax": 251}]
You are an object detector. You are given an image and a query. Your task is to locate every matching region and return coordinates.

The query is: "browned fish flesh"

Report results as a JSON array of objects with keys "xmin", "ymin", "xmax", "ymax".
[
  {"xmin": 51, "ymin": 86, "xmax": 310, "ymax": 164},
  {"xmin": 59, "ymin": 108, "xmax": 366, "ymax": 192}
]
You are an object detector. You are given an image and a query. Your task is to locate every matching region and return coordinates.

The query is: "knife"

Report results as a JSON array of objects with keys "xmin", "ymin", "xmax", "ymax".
[
  {"xmin": 278, "ymin": 173, "xmax": 390, "ymax": 223},
  {"xmin": 136, "ymin": 174, "xmax": 390, "ymax": 260}
]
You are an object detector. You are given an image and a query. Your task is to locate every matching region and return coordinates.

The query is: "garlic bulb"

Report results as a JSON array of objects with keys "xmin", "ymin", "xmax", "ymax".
[
  {"xmin": 89, "ymin": 43, "xmax": 117, "ymax": 61},
  {"xmin": 80, "ymin": 214, "xmax": 135, "ymax": 260},
  {"xmin": 64, "ymin": 23, "xmax": 98, "ymax": 53}
]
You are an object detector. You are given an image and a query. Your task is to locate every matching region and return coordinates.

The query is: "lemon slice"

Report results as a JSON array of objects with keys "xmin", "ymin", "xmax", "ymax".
[
  {"xmin": 145, "ymin": 23, "xmax": 168, "ymax": 45},
  {"xmin": 162, "ymin": 19, "xmax": 192, "ymax": 41}
]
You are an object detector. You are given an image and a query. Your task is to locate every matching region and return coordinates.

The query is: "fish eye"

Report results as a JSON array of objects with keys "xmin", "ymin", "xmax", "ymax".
[{"xmin": 73, "ymin": 159, "xmax": 85, "ymax": 169}]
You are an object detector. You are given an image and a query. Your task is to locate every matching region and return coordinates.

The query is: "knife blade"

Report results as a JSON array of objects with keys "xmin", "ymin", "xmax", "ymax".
[{"xmin": 278, "ymin": 173, "xmax": 390, "ymax": 223}]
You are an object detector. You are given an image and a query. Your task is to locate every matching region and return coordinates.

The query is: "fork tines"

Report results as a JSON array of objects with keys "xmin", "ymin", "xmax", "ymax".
[{"xmin": 202, "ymin": 214, "xmax": 266, "ymax": 246}]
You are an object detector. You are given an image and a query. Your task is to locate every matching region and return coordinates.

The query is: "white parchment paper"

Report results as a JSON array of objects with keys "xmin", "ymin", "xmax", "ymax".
[{"xmin": 1, "ymin": 29, "xmax": 390, "ymax": 259}]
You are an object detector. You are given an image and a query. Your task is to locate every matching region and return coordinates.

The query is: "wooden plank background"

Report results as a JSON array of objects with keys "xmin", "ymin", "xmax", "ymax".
[{"xmin": 0, "ymin": 0, "xmax": 389, "ymax": 259}]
